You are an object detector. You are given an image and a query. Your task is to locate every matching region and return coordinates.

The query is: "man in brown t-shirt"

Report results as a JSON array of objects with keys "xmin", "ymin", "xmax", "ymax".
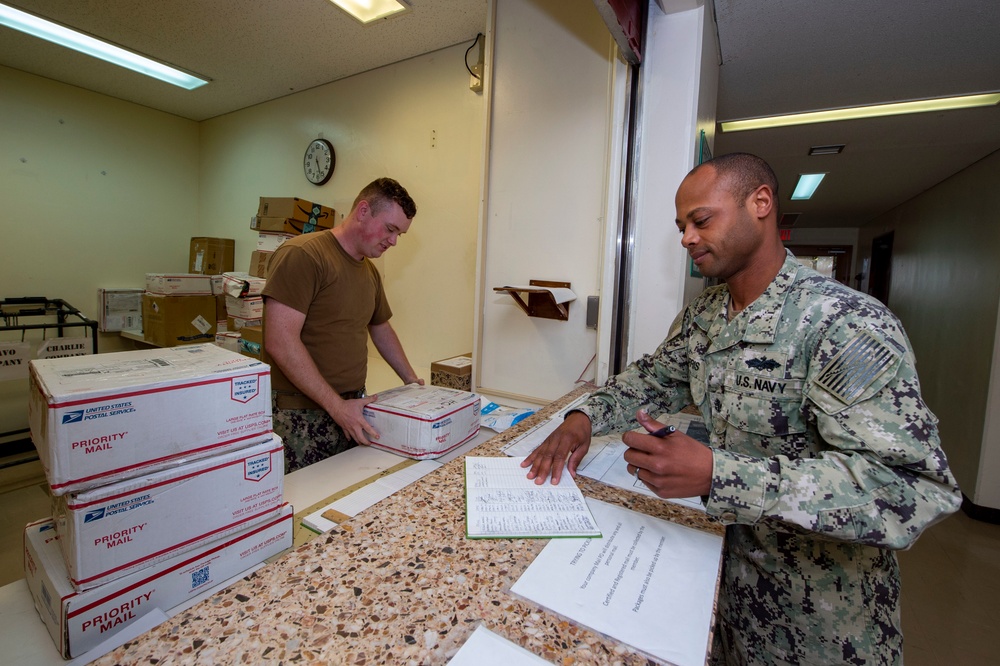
[{"xmin": 262, "ymin": 178, "xmax": 422, "ymax": 472}]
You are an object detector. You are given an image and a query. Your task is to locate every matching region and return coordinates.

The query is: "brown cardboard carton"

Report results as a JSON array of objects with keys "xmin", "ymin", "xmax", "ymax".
[
  {"xmin": 430, "ymin": 353, "xmax": 473, "ymax": 391},
  {"xmin": 142, "ymin": 294, "xmax": 218, "ymax": 347},
  {"xmin": 239, "ymin": 325, "xmax": 269, "ymax": 363},
  {"xmin": 257, "ymin": 197, "xmax": 336, "ymax": 228},
  {"xmin": 189, "ymin": 237, "xmax": 235, "ymax": 275},
  {"xmin": 249, "ymin": 250, "xmax": 273, "ymax": 278},
  {"xmin": 250, "ymin": 215, "xmax": 334, "ymax": 235}
]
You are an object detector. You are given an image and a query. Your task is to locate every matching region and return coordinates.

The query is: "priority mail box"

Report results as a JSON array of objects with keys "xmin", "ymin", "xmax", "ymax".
[
  {"xmin": 54, "ymin": 437, "xmax": 284, "ymax": 590},
  {"xmin": 188, "ymin": 237, "xmax": 235, "ymax": 275},
  {"xmin": 144, "ymin": 273, "xmax": 213, "ymax": 296},
  {"xmin": 227, "ymin": 315, "xmax": 262, "ymax": 331},
  {"xmin": 24, "ymin": 506, "xmax": 293, "ymax": 658},
  {"xmin": 215, "ymin": 330, "xmax": 241, "ymax": 352},
  {"xmin": 222, "ymin": 272, "xmax": 266, "ymax": 298},
  {"xmin": 226, "ymin": 295, "xmax": 264, "ymax": 320},
  {"xmin": 97, "ymin": 289, "xmax": 143, "ymax": 333},
  {"xmin": 142, "ymin": 293, "xmax": 218, "ymax": 347},
  {"xmin": 362, "ymin": 384, "xmax": 480, "ymax": 460},
  {"xmin": 28, "ymin": 343, "xmax": 272, "ymax": 495},
  {"xmin": 257, "ymin": 232, "xmax": 296, "ymax": 252}
]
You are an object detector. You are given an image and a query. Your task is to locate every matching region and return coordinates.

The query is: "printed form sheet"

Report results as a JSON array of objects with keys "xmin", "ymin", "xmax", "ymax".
[
  {"xmin": 510, "ymin": 498, "xmax": 723, "ymax": 666},
  {"xmin": 465, "ymin": 457, "xmax": 601, "ymax": 539},
  {"xmin": 504, "ymin": 411, "xmax": 708, "ymax": 512}
]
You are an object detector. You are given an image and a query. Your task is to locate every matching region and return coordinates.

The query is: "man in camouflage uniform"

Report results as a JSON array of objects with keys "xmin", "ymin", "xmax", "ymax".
[{"xmin": 523, "ymin": 153, "xmax": 961, "ymax": 664}]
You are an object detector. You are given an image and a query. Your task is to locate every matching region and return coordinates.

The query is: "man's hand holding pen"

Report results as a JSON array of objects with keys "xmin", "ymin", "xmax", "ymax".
[{"xmin": 623, "ymin": 409, "xmax": 714, "ymax": 498}]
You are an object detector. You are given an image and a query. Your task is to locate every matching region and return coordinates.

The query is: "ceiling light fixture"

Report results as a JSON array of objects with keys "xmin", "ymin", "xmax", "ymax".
[
  {"xmin": 808, "ymin": 144, "xmax": 845, "ymax": 156},
  {"xmin": 791, "ymin": 174, "xmax": 826, "ymax": 200},
  {"xmin": 328, "ymin": 0, "xmax": 410, "ymax": 24},
  {"xmin": 720, "ymin": 92, "xmax": 1000, "ymax": 133},
  {"xmin": 0, "ymin": 3, "xmax": 208, "ymax": 90}
]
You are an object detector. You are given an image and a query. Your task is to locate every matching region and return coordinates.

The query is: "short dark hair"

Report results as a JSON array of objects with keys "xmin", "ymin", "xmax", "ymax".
[
  {"xmin": 698, "ymin": 152, "xmax": 779, "ymax": 204},
  {"xmin": 353, "ymin": 177, "xmax": 417, "ymax": 220}
]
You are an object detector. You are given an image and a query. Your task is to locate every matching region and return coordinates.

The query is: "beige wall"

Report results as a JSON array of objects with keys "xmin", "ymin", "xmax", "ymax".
[
  {"xmin": 197, "ymin": 42, "xmax": 485, "ymax": 376},
  {"xmin": 0, "ymin": 44, "xmax": 485, "ymax": 435},
  {"xmin": 858, "ymin": 149, "xmax": 1000, "ymax": 507},
  {"xmin": 0, "ymin": 65, "xmax": 200, "ymax": 434}
]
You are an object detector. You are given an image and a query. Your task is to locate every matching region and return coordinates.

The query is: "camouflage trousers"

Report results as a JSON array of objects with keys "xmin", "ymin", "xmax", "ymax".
[{"xmin": 271, "ymin": 392, "xmax": 357, "ymax": 473}]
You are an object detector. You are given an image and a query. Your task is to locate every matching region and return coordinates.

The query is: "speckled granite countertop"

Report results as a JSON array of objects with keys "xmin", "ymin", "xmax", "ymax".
[{"xmin": 93, "ymin": 387, "xmax": 723, "ymax": 665}]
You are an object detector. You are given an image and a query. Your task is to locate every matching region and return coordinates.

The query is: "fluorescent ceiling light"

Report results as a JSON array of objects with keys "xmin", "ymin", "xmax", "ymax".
[
  {"xmin": 0, "ymin": 3, "xmax": 208, "ymax": 90},
  {"xmin": 328, "ymin": 0, "xmax": 410, "ymax": 24},
  {"xmin": 791, "ymin": 174, "xmax": 826, "ymax": 200},
  {"xmin": 720, "ymin": 92, "xmax": 1000, "ymax": 133}
]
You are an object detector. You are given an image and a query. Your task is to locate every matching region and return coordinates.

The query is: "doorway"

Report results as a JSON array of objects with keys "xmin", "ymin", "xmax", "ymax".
[
  {"xmin": 869, "ymin": 232, "xmax": 894, "ymax": 305},
  {"xmin": 785, "ymin": 244, "xmax": 853, "ymax": 286}
]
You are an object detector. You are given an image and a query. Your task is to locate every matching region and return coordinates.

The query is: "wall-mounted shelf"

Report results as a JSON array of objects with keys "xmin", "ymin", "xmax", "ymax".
[{"xmin": 493, "ymin": 280, "xmax": 575, "ymax": 321}]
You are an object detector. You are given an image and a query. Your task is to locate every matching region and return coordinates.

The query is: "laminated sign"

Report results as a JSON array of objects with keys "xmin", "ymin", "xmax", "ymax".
[{"xmin": 0, "ymin": 342, "xmax": 32, "ymax": 381}]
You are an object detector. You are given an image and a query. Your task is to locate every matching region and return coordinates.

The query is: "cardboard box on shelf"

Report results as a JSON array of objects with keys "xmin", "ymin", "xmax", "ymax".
[
  {"xmin": 362, "ymin": 384, "xmax": 480, "ymax": 460},
  {"xmin": 28, "ymin": 343, "xmax": 272, "ymax": 495},
  {"xmin": 97, "ymin": 288, "xmax": 143, "ymax": 333},
  {"xmin": 228, "ymin": 315, "xmax": 262, "ymax": 331},
  {"xmin": 238, "ymin": 325, "xmax": 268, "ymax": 364},
  {"xmin": 23, "ymin": 506, "xmax": 293, "ymax": 658},
  {"xmin": 430, "ymin": 353, "xmax": 473, "ymax": 392},
  {"xmin": 226, "ymin": 295, "xmax": 264, "ymax": 320},
  {"xmin": 145, "ymin": 273, "xmax": 213, "ymax": 296},
  {"xmin": 141, "ymin": 293, "xmax": 218, "ymax": 347},
  {"xmin": 257, "ymin": 232, "xmax": 296, "ymax": 253},
  {"xmin": 250, "ymin": 215, "xmax": 335, "ymax": 235},
  {"xmin": 215, "ymin": 330, "xmax": 241, "ymax": 352},
  {"xmin": 248, "ymin": 250, "xmax": 273, "ymax": 278},
  {"xmin": 257, "ymin": 197, "xmax": 335, "ymax": 227},
  {"xmin": 188, "ymin": 237, "xmax": 235, "ymax": 275},
  {"xmin": 55, "ymin": 437, "xmax": 284, "ymax": 590}
]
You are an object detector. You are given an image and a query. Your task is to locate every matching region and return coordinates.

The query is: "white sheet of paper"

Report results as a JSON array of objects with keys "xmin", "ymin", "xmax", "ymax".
[
  {"xmin": 447, "ymin": 625, "xmax": 552, "ymax": 665},
  {"xmin": 465, "ymin": 457, "xmax": 601, "ymax": 539},
  {"xmin": 302, "ymin": 460, "xmax": 442, "ymax": 533},
  {"xmin": 510, "ymin": 498, "xmax": 722, "ymax": 666},
  {"xmin": 500, "ymin": 285, "xmax": 576, "ymax": 304}
]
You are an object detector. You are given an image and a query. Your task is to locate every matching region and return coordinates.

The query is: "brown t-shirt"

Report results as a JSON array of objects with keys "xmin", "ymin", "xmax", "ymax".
[{"xmin": 262, "ymin": 231, "xmax": 392, "ymax": 401}]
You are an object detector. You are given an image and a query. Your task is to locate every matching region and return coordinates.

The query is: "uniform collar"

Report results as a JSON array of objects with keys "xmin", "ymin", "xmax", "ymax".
[{"xmin": 692, "ymin": 251, "xmax": 801, "ymax": 349}]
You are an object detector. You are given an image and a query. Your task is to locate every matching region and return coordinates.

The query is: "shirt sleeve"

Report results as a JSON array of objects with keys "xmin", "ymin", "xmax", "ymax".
[
  {"xmin": 576, "ymin": 309, "xmax": 694, "ymax": 435},
  {"xmin": 261, "ymin": 243, "xmax": 319, "ymax": 315},
  {"xmin": 704, "ymin": 311, "xmax": 962, "ymax": 550}
]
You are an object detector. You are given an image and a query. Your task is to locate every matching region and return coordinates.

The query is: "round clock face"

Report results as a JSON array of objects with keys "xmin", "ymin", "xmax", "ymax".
[{"xmin": 304, "ymin": 138, "xmax": 335, "ymax": 185}]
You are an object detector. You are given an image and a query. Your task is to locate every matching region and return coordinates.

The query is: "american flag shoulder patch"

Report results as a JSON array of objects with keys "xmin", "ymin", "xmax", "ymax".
[{"xmin": 815, "ymin": 330, "xmax": 899, "ymax": 405}]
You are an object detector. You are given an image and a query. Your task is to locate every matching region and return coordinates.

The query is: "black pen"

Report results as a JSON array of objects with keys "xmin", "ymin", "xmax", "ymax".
[{"xmin": 649, "ymin": 424, "xmax": 676, "ymax": 438}]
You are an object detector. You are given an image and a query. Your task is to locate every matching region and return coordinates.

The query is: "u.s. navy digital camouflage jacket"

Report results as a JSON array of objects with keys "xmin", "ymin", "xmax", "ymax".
[{"xmin": 577, "ymin": 252, "xmax": 961, "ymax": 665}]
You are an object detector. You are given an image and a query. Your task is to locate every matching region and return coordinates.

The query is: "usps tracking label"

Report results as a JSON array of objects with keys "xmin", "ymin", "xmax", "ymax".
[
  {"xmin": 231, "ymin": 375, "xmax": 260, "ymax": 403},
  {"xmin": 244, "ymin": 452, "xmax": 272, "ymax": 482}
]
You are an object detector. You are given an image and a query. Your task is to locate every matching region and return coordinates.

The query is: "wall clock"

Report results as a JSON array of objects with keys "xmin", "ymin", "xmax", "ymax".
[{"xmin": 303, "ymin": 138, "xmax": 335, "ymax": 185}]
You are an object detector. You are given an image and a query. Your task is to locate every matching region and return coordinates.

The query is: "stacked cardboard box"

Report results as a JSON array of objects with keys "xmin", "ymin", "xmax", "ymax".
[
  {"xmin": 247, "ymin": 196, "xmax": 337, "ymax": 279},
  {"xmin": 142, "ymin": 273, "xmax": 217, "ymax": 347},
  {"xmin": 24, "ymin": 344, "xmax": 291, "ymax": 658}
]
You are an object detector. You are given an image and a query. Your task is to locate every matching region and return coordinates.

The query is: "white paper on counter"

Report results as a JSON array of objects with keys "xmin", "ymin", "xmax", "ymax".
[
  {"xmin": 500, "ymin": 285, "xmax": 576, "ymax": 304},
  {"xmin": 510, "ymin": 498, "xmax": 723, "ymax": 666},
  {"xmin": 448, "ymin": 625, "xmax": 552, "ymax": 665},
  {"xmin": 302, "ymin": 460, "xmax": 442, "ymax": 533}
]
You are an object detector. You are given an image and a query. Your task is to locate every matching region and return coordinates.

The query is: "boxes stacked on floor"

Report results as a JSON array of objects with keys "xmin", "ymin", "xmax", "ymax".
[{"xmin": 23, "ymin": 343, "xmax": 291, "ymax": 658}]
